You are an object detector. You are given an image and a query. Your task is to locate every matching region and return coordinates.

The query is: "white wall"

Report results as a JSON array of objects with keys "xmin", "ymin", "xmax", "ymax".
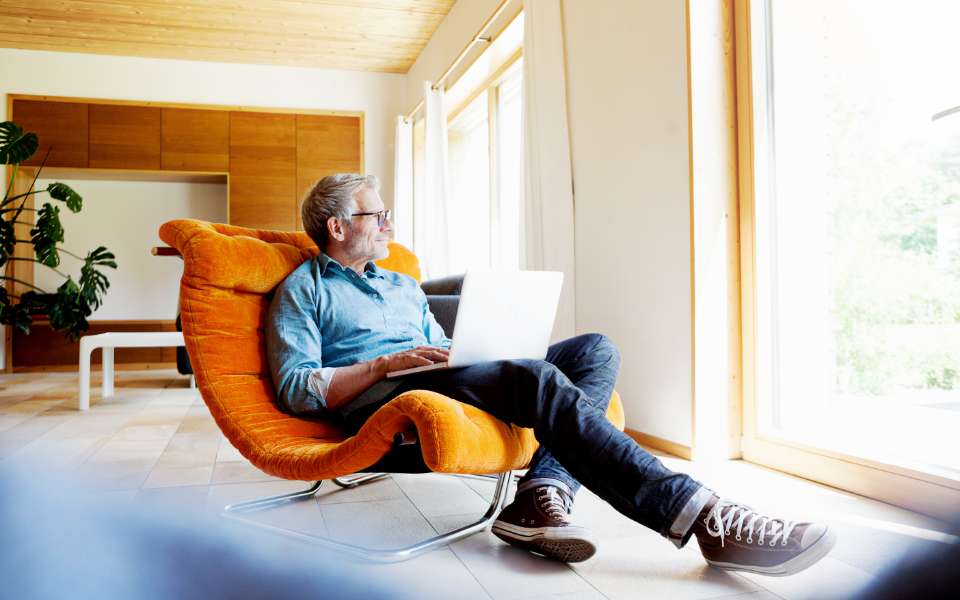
[
  {"xmin": 562, "ymin": 0, "xmax": 694, "ymax": 446},
  {"xmin": 33, "ymin": 178, "xmax": 227, "ymax": 321}
]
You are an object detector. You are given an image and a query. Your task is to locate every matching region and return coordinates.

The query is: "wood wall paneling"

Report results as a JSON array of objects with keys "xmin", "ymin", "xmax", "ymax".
[
  {"xmin": 229, "ymin": 111, "xmax": 296, "ymax": 230},
  {"xmin": 89, "ymin": 104, "xmax": 161, "ymax": 169},
  {"xmin": 295, "ymin": 114, "xmax": 363, "ymax": 230},
  {"xmin": 12, "ymin": 320, "xmax": 178, "ymax": 369},
  {"xmin": 12, "ymin": 99, "xmax": 88, "ymax": 167},
  {"xmin": 161, "ymin": 107, "xmax": 229, "ymax": 171}
]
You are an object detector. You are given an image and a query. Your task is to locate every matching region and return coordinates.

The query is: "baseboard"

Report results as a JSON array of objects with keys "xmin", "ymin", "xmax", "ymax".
[
  {"xmin": 14, "ymin": 362, "xmax": 178, "ymax": 373},
  {"xmin": 625, "ymin": 428, "xmax": 693, "ymax": 460}
]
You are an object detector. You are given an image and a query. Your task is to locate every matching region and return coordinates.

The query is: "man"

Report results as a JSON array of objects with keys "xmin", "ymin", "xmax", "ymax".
[{"xmin": 266, "ymin": 173, "xmax": 836, "ymax": 575}]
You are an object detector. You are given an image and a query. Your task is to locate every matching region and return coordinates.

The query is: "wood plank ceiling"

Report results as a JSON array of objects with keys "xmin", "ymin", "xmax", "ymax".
[{"xmin": 0, "ymin": 0, "xmax": 456, "ymax": 73}]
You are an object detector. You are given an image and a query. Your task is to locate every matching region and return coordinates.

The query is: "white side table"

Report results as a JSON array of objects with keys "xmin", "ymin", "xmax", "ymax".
[{"xmin": 78, "ymin": 331, "xmax": 187, "ymax": 410}]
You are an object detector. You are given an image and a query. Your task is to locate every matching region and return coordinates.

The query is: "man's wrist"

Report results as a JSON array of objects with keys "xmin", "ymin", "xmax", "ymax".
[{"xmin": 369, "ymin": 356, "xmax": 388, "ymax": 379}]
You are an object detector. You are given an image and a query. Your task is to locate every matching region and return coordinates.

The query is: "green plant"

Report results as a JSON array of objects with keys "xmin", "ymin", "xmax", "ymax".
[{"xmin": 0, "ymin": 121, "xmax": 116, "ymax": 340}]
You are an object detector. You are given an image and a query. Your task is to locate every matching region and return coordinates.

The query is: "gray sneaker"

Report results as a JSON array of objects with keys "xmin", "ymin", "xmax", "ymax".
[
  {"xmin": 692, "ymin": 496, "xmax": 836, "ymax": 576},
  {"xmin": 491, "ymin": 485, "xmax": 598, "ymax": 563}
]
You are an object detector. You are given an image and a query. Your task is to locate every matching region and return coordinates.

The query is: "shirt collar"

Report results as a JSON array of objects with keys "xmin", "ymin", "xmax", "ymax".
[{"xmin": 318, "ymin": 253, "xmax": 385, "ymax": 279}]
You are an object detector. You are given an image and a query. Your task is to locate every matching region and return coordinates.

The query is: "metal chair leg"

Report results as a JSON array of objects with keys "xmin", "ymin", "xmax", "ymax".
[
  {"xmin": 332, "ymin": 473, "xmax": 390, "ymax": 488},
  {"xmin": 222, "ymin": 471, "xmax": 513, "ymax": 563},
  {"xmin": 223, "ymin": 481, "xmax": 323, "ymax": 513}
]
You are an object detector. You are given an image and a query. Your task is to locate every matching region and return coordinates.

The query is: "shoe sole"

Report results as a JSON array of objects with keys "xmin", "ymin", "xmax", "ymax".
[
  {"xmin": 706, "ymin": 526, "xmax": 837, "ymax": 577},
  {"xmin": 491, "ymin": 521, "xmax": 598, "ymax": 563}
]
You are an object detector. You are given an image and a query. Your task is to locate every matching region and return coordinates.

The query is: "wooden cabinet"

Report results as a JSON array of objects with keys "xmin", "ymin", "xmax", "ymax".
[
  {"xmin": 229, "ymin": 111, "xmax": 297, "ymax": 231},
  {"xmin": 12, "ymin": 99, "xmax": 88, "ymax": 168},
  {"xmin": 296, "ymin": 114, "xmax": 363, "ymax": 229},
  {"xmin": 9, "ymin": 96, "xmax": 363, "ymax": 233},
  {"xmin": 161, "ymin": 108, "xmax": 229, "ymax": 171},
  {"xmin": 89, "ymin": 104, "xmax": 161, "ymax": 169}
]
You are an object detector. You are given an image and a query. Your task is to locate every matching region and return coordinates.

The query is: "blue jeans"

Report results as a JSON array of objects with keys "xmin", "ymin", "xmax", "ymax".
[{"xmin": 337, "ymin": 333, "xmax": 711, "ymax": 546}]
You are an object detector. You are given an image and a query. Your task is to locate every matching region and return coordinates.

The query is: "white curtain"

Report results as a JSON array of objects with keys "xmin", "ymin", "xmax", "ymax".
[
  {"xmin": 522, "ymin": 0, "xmax": 577, "ymax": 341},
  {"xmin": 393, "ymin": 116, "xmax": 414, "ymax": 249},
  {"xmin": 418, "ymin": 80, "xmax": 452, "ymax": 279}
]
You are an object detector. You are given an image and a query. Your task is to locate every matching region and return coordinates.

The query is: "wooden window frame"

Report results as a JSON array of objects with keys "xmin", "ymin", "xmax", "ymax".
[{"xmin": 733, "ymin": 0, "xmax": 960, "ymax": 521}]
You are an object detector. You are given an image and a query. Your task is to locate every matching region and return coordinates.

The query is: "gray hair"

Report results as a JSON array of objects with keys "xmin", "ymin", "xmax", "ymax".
[{"xmin": 300, "ymin": 173, "xmax": 379, "ymax": 249}]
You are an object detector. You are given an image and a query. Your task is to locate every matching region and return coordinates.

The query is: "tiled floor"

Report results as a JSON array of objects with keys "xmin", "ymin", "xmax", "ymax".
[{"xmin": 1, "ymin": 369, "xmax": 955, "ymax": 599}]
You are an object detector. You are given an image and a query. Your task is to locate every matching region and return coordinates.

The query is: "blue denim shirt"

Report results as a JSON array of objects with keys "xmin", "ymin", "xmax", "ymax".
[{"xmin": 266, "ymin": 253, "xmax": 451, "ymax": 414}]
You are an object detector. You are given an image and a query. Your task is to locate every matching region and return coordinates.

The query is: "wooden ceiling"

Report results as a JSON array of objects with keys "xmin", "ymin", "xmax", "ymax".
[{"xmin": 0, "ymin": 0, "xmax": 456, "ymax": 73}]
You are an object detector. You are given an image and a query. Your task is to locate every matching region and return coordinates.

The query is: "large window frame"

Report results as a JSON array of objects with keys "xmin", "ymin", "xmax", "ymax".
[
  {"xmin": 445, "ymin": 51, "xmax": 523, "ymax": 273},
  {"xmin": 734, "ymin": 0, "xmax": 960, "ymax": 520}
]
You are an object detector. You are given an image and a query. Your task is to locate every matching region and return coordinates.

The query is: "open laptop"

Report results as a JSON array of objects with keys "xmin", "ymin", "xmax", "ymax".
[{"xmin": 386, "ymin": 270, "xmax": 564, "ymax": 379}]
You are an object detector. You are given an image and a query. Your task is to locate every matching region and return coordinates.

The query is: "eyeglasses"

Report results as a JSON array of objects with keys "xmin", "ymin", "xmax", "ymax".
[{"xmin": 350, "ymin": 209, "xmax": 391, "ymax": 228}]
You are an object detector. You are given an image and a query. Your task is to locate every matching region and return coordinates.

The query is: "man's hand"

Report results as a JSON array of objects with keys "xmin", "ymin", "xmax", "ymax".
[{"xmin": 375, "ymin": 346, "xmax": 450, "ymax": 376}]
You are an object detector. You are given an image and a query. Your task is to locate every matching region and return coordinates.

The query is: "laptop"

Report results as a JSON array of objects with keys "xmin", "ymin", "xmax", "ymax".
[{"xmin": 386, "ymin": 270, "xmax": 564, "ymax": 379}]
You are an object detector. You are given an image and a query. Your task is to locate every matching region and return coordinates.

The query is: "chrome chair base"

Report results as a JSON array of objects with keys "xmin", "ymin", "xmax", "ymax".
[{"xmin": 222, "ymin": 471, "xmax": 514, "ymax": 563}]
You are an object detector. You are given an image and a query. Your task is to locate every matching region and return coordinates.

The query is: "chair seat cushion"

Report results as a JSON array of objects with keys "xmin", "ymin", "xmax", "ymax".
[{"xmin": 159, "ymin": 219, "xmax": 625, "ymax": 481}]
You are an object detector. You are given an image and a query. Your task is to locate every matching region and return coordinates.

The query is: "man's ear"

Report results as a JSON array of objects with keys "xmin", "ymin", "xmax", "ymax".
[{"xmin": 326, "ymin": 216, "xmax": 346, "ymax": 242}]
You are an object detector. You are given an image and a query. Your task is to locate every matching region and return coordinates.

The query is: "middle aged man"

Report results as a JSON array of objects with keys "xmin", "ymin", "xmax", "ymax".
[{"xmin": 266, "ymin": 173, "xmax": 836, "ymax": 574}]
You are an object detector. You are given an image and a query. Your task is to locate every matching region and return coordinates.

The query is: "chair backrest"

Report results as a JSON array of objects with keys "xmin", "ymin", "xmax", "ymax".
[{"xmin": 158, "ymin": 219, "xmax": 420, "ymax": 465}]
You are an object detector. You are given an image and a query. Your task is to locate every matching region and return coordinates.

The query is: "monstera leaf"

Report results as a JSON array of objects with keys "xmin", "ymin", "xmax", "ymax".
[
  {"xmin": 47, "ymin": 278, "xmax": 91, "ymax": 341},
  {"xmin": 0, "ymin": 121, "xmax": 38, "ymax": 165},
  {"xmin": 79, "ymin": 246, "xmax": 117, "ymax": 310},
  {"xmin": 0, "ymin": 288, "xmax": 35, "ymax": 335},
  {"xmin": 0, "ymin": 219, "xmax": 15, "ymax": 267},
  {"xmin": 31, "ymin": 203, "xmax": 64, "ymax": 268},
  {"xmin": 0, "ymin": 120, "xmax": 114, "ymax": 342},
  {"xmin": 46, "ymin": 182, "xmax": 82, "ymax": 212}
]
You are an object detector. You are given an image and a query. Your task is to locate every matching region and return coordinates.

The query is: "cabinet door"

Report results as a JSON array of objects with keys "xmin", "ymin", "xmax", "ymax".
[
  {"xmin": 12, "ymin": 99, "xmax": 88, "ymax": 168},
  {"xmin": 89, "ymin": 104, "xmax": 161, "ymax": 169},
  {"xmin": 229, "ymin": 112, "xmax": 296, "ymax": 231},
  {"xmin": 296, "ymin": 114, "xmax": 363, "ymax": 229},
  {"xmin": 161, "ymin": 108, "xmax": 229, "ymax": 172}
]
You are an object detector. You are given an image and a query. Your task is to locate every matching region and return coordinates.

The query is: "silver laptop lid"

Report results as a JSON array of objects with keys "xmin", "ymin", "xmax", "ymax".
[{"xmin": 447, "ymin": 270, "xmax": 564, "ymax": 367}]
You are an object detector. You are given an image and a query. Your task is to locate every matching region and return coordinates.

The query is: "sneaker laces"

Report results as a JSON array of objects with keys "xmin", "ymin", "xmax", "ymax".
[
  {"xmin": 535, "ymin": 486, "xmax": 570, "ymax": 521},
  {"xmin": 703, "ymin": 500, "xmax": 797, "ymax": 548}
]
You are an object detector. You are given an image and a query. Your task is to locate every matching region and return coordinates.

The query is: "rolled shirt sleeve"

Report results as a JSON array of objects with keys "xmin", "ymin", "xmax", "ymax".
[{"xmin": 308, "ymin": 367, "xmax": 338, "ymax": 399}]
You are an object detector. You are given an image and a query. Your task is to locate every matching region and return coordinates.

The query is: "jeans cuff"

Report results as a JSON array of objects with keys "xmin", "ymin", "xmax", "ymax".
[
  {"xmin": 665, "ymin": 486, "xmax": 715, "ymax": 548},
  {"xmin": 516, "ymin": 477, "xmax": 576, "ymax": 506}
]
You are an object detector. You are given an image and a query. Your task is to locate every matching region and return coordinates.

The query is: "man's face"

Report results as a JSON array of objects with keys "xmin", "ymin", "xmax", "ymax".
[{"xmin": 343, "ymin": 186, "xmax": 392, "ymax": 262}]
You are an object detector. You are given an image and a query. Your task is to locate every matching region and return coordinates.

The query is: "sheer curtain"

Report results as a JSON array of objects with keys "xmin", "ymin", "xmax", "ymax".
[
  {"xmin": 522, "ymin": 0, "xmax": 576, "ymax": 340},
  {"xmin": 392, "ymin": 115, "xmax": 414, "ymax": 249},
  {"xmin": 416, "ymin": 80, "xmax": 452, "ymax": 279}
]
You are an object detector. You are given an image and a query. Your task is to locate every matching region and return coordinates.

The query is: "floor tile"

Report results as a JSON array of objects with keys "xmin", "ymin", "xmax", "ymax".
[
  {"xmin": 211, "ymin": 461, "xmax": 281, "ymax": 484},
  {"xmin": 142, "ymin": 464, "xmax": 215, "ymax": 488},
  {"xmin": 428, "ymin": 513, "xmax": 598, "ymax": 600},
  {"xmin": 320, "ymin": 497, "xmax": 437, "ymax": 549},
  {"xmin": 354, "ymin": 548, "xmax": 493, "ymax": 600},
  {"xmin": 392, "ymin": 472, "xmax": 492, "ymax": 517},
  {"xmin": 134, "ymin": 484, "xmax": 212, "ymax": 520},
  {"xmin": 736, "ymin": 557, "xmax": 874, "ymax": 600},
  {"xmin": 570, "ymin": 533, "xmax": 760, "ymax": 600},
  {"xmin": 88, "ymin": 439, "xmax": 170, "ymax": 463},
  {"xmin": 313, "ymin": 474, "xmax": 406, "ymax": 505},
  {"xmin": 0, "ymin": 368, "xmax": 950, "ymax": 600},
  {"xmin": 216, "ymin": 438, "xmax": 247, "ymax": 462}
]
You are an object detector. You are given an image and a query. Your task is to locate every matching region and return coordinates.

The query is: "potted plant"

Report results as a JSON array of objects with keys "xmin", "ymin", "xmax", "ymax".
[{"xmin": 0, "ymin": 121, "xmax": 116, "ymax": 341}]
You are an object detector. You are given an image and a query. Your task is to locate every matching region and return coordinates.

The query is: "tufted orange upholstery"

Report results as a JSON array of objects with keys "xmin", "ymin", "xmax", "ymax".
[{"xmin": 159, "ymin": 219, "xmax": 625, "ymax": 480}]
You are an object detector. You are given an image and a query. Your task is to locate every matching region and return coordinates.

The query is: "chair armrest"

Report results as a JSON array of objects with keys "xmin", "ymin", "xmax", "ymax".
[
  {"xmin": 420, "ymin": 274, "xmax": 465, "ymax": 296},
  {"xmin": 426, "ymin": 295, "xmax": 459, "ymax": 337}
]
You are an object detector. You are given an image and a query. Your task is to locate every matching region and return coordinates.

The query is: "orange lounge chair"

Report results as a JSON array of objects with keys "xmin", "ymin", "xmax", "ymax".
[{"xmin": 159, "ymin": 219, "xmax": 624, "ymax": 561}]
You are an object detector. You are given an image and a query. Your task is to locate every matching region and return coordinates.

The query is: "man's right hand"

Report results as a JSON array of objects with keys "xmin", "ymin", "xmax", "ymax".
[{"xmin": 375, "ymin": 346, "xmax": 450, "ymax": 376}]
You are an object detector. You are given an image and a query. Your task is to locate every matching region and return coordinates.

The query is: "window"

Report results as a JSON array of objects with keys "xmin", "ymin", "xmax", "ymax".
[
  {"xmin": 739, "ymin": 0, "xmax": 960, "ymax": 511},
  {"xmin": 408, "ymin": 11, "xmax": 524, "ymax": 278},
  {"xmin": 446, "ymin": 58, "xmax": 523, "ymax": 273}
]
